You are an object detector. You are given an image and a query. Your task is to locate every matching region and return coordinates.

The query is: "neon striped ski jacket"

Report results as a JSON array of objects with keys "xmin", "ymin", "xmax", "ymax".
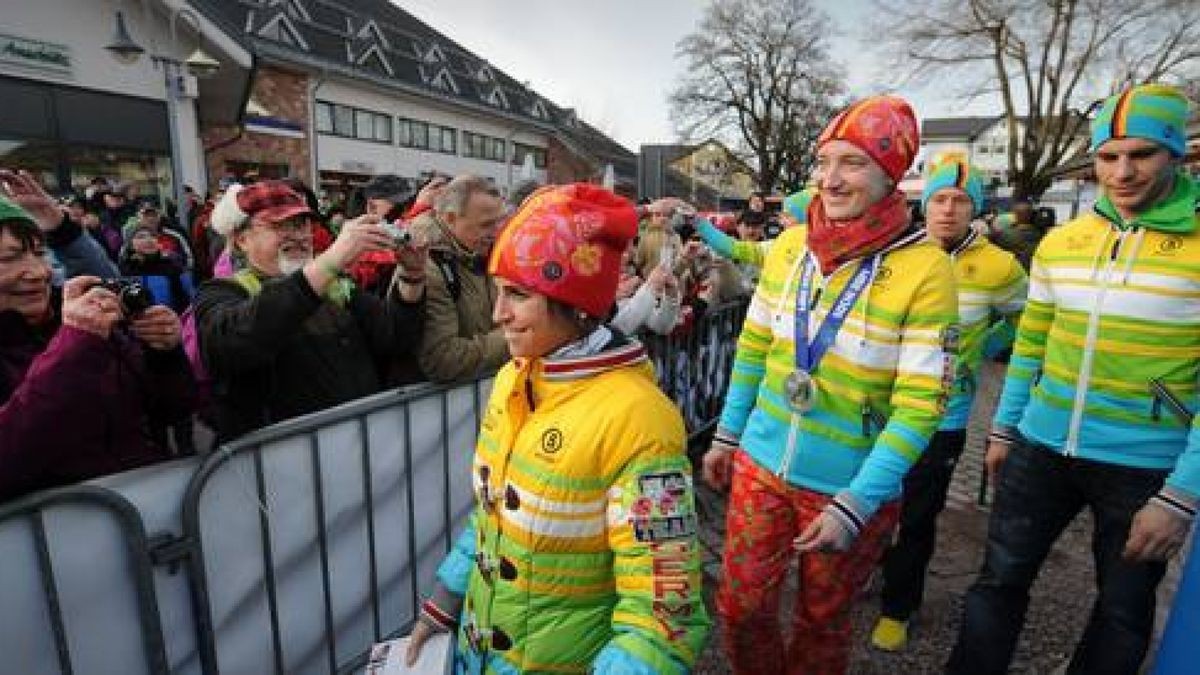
[
  {"xmin": 433, "ymin": 332, "xmax": 709, "ymax": 674},
  {"xmin": 940, "ymin": 230, "xmax": 1027, "ymax": 430},
  {"xmin": 994, "ymin": 173, "xmax": 1200, "ymax": 499},
  {"xmin": 717, "ymin": 225, "xmax": 959, "ymax": 520}
]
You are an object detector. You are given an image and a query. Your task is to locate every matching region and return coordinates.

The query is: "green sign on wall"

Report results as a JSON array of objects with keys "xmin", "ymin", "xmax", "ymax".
[{"xmin": 0, "ymin": 34, "xmax": 72, "ymax": 75}]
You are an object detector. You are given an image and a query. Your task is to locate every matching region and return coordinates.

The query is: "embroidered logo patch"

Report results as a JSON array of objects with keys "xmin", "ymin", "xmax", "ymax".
[
  {"xmin": 540, "ymin": 428, "xmax": 564, "ymax": 454},
  {"xmin": 629, "ymin": 471, "xmax": 697, "ymax": 543},
  {"xmin": 1157, "ymin": 236, "xmax": 1184, "ymax": 255}
]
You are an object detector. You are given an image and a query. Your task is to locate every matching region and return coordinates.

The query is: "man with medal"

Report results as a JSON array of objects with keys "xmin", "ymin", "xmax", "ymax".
[
  {"xmin": 871, "ymin": 158, "xmax": 1027, "ymax": 652},
  {"xmin": 700, "ymin": 95, "xmax": 959, "ymax": 674}
]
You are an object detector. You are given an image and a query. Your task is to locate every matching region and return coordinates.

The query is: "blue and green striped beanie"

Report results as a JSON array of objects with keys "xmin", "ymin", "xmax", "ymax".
[
  {"xmin": 1090, "ymin": 83, "xmax": 1189, "ymax": 157},
  {"xmin": 922, "ymin": 160, "xmax": 985, "ymax": 216}
]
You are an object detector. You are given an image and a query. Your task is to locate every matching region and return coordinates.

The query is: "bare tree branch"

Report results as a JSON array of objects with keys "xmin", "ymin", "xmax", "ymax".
[
  {"xmin": 872, "ymin": 0, "xmax": 1200, "ymax": 199},
  {"xmin": 669, "ymin": 0, "xmax": 844, "ymax": 192}
]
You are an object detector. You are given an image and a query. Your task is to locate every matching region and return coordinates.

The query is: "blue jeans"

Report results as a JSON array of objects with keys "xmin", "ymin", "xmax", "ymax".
[{"xmin": 947, "ymin": 440, "xmax": 1169, "ymax": 675}]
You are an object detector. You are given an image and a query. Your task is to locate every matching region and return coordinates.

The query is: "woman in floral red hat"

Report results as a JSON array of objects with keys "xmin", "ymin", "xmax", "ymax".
[{"xmin": 407, "ymin": 183, "xmax": 709, "ymax": 674}]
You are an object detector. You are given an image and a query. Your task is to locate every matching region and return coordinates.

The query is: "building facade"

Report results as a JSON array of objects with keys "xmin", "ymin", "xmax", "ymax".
[
  {"xmin": 0, "ymin": 0, "xmax": 248, "ymax": 198},
  {"xmin": 190, "ymin": 0, "xmax": 635, "ymax": 202}
]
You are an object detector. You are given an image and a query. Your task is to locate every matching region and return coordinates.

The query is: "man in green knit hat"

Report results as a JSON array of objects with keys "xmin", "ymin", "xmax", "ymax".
[{"xmin": 949, "ymin": 83, "xmax": 1200, "ymax": 674}]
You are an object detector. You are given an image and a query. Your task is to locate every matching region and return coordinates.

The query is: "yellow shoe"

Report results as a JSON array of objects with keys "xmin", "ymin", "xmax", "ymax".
[{"xmin": 871, "ymin": 616, "xmax": 909, "ymax": 651}]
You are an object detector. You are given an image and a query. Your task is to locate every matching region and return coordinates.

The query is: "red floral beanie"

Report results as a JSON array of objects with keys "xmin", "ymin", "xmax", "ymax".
[
  {"xmin": 488, "ymin": 183, "xmax": 638, "ymax": 318},
  {"xmin": 817, "ymin": 95, "xmax": 920, "ymax": 182}
]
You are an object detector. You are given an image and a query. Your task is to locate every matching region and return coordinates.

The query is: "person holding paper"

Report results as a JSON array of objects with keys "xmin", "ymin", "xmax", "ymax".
[{"xmin": 408, "ymin": 183, "xmax": 709, "ymax": 673}]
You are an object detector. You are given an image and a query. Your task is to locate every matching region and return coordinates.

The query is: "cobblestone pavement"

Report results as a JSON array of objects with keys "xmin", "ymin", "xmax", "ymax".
[{"xmin": 693, "ymin": 361, "xmax": 1185, "ymax": 674}]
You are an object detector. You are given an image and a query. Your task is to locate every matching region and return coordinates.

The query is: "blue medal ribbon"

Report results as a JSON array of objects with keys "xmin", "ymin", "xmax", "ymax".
[{"xmin": 794, "ymin": 254, "xmax": 880, "ymax": 373}]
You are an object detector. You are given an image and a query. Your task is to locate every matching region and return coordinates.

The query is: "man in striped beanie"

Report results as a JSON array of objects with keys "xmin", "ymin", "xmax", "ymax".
[
  {"xmin": 949, "ymin": 83, "xmax": 1199, "ymax": 674},
  {"xmin": 871, "ymin": 159, "xmax": 1027, "ymax": 651}
]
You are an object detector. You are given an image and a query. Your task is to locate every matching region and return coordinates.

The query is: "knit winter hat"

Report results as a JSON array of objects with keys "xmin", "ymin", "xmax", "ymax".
[
  {"xmin": 817, "ymin": 95, "xmax": 920, "ymax": 182},
  {"xmin": 783, "ymin": 187, "xmax": 817, "ymax": 224},
  {"xmin": 489, "ymin": 183, "xmax": 638, "ymax": 318},
  {"xmin": 1091, "ymin": 84, "xmax": 1190, "ymax": 157},
  {"xmin": 922, "ymin": 159, "xmax": 986, "ymax": 216},
  {"xmin": 0, "ymin": 196, "xmax": 36, "ymax": 228}
]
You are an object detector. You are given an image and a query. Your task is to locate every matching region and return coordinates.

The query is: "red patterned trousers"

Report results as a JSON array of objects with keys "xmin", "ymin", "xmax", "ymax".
[{"xmin": 716, "ymin": 450, "xmax": 900, "ymax": 675}]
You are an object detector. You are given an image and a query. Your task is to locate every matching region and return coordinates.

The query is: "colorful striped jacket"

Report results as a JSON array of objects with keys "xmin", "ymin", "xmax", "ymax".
[
  {"xmin": 717, "ymin": 225, "xmax": 959, "ymax": 520},
  {"xmin": 994, "ymin": 173, "xmax": 1200, "ymax": 499},
  {"xmin": 434, "ymin": 332, "xmax": 709, "ymax": 674},
  {"xmin": 940, "ymin": 230, "xmax": 1027, "ymax": 430}
]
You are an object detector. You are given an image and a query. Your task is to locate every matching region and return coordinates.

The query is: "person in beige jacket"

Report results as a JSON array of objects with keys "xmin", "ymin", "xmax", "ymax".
[{"xmin": 410, "ymin": 175, "xmax": 510, "ymax": 382}]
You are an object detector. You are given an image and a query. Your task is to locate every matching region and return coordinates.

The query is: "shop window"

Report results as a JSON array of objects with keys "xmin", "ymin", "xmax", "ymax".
[{"xmin": 0, "ymin": 138, "xmax": 59, "ymax": 192}]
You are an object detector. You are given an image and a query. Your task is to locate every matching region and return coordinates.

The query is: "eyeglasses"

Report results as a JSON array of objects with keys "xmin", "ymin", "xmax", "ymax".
[{"xmin": 254, "ymin": 218, "xmax": 311, "ymax": 232}]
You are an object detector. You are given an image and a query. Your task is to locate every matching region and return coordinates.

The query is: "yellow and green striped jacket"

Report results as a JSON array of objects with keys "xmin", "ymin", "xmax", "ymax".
[
  {"xmin": 941, "ymin": 230, "xmax": 1027, "ymax": 430},
  {"xmin": 994, "ymin": 173, "xmax": 1200, "ymax": 498},
  {"xmin": 437, "ymin": 338, "xmax": 709, "ymax": 674},
  {"xmin": 717, "ymin": 225, "xmax": 959, "ymax": 518}
]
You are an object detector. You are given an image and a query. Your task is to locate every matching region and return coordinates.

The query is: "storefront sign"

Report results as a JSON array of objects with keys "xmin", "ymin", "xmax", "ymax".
[{"xmin": 0, "ymin": 34, "xmax": 72, "ymax": 75}]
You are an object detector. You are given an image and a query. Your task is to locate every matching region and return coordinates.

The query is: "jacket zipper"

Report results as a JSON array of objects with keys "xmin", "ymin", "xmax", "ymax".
[
  {"xmin": 1065, "ymin": 229, "xmax": 1127, "ymax": 456},
  {"xmin": 774, "ymin": 232, "xmax": 923, "ymax": 479}
]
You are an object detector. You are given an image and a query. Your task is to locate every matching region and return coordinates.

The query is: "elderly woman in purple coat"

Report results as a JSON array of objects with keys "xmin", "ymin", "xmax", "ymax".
[{"xmin": 0, "ymin": 170, "xmax": 194, "ymax": 502}]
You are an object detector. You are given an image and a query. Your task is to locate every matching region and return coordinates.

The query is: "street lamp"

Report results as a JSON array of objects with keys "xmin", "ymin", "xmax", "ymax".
[{"xmin": 104, "ymin": 6, "xmax": 219, "ymax": 240}]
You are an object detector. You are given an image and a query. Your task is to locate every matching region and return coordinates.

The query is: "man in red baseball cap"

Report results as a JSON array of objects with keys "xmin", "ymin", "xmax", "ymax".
[{"xmin": 195, "ymin": 180, "xmax": 428, "ymax": 442}]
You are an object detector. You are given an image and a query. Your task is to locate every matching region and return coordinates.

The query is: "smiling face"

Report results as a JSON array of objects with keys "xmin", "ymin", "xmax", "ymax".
[
  {"xmin": 0, "ymin": 222, "xmax": 52, "ymax": 324},
  {"xmin": 1094, "ymin": 137, "xmax": 1178, "ymax": 221},
  {"xmin": 234, "ymin": 215, "xmax": 313, "ymax": 277},
  {"xmin": 492, "ymin": 278, "xmax": 585, "ymax": 358},
  {"xmin": 814, "ymin": 140, "xmax": 891, "ymax": 221}
]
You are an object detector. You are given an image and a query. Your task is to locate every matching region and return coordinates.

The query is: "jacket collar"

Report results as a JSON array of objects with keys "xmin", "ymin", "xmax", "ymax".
[
  {"xmin": 538, "ymin": 327, "xmax": 648, "ymax": 382},
  {"xmin": 1093, "ymin": 171, "xmax": 1198, "ymax": 234}
]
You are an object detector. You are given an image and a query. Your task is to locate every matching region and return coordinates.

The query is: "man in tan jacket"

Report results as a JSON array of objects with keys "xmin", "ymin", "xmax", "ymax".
[{"xmin": 411, "ymin": 175, "xmax": 509, "ymax": 382}]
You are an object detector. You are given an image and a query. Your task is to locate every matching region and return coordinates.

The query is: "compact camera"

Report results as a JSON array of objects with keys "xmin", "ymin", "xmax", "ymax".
[
  {"xmin": 381, "ymin": 221, "xmax": 413, "ymax": 248},
  {"xmin": 97, "ymin": 278, "xmax": 154, "ymax": 316}
]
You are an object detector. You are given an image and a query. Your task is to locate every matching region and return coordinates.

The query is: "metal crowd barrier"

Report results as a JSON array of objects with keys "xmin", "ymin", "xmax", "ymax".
[
  {"xmin": 0, "ymin": 486, "xmax": 171, "ymax": 675},
  {"xmin": 643, "ymin": 300, "xmax": 748, "ymax": 443},
  {"xmin": 0, "ymin": 304, "xmax": 751, "ymax": 675},
  {"xmin": 179, "ymin": 380, "xmax": 490, "ymax": 675}
]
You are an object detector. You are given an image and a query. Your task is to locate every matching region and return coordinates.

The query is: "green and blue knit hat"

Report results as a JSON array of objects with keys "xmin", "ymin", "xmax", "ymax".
[
  {"xmin": 922, "ymin": 159, "xmax": 985, "ymax": 216},
  {"xmin": 1090, "ymin": 83, "xmax": 1190, "ymax": 157},
  {"xmin": 783, "ymin": 187, "xmax": 817, "ymax": 224}
]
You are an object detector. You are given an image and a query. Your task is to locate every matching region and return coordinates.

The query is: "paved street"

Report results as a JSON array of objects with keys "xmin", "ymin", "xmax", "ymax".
[{"xmin": 693, "ymin": 360, "xmax": 1186, "ymax": 674}]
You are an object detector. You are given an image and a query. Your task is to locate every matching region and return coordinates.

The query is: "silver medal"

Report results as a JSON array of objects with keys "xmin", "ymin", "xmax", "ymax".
[{"xmin": 785, "ymin": 369, "xmax": 815, "ymax": 413}]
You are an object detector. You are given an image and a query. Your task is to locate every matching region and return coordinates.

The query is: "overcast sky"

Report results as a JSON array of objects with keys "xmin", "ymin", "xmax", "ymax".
[{"xmin": 395, "ymin": 0, "xmax": 997, "ymax": 150}]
